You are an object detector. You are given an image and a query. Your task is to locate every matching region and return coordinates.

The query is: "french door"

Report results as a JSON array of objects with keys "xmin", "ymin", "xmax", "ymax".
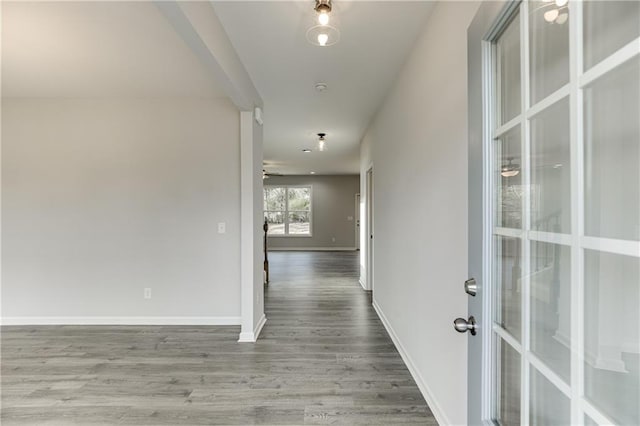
[{"xmin": 468, "ymin": 1, "xmax": 639, "ymax": 424}]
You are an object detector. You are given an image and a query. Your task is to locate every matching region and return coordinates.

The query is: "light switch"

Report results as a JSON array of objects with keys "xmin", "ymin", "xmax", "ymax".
[{"xmin": 218, "ymin": 222, "xmax": 226, "ymax": 234}]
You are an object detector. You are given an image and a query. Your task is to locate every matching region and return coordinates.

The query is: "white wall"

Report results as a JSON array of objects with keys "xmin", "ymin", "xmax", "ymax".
[
  {"xmin": 265, "ymin": 175, "xmax": 360, "ymax": 250},
  {"xmin": 2, "ymin": 98, "xmax": 242, "ymax": 323},
  {"xmin": 359, "ymin": 2, "xmax": 480, "ymax": 425}
]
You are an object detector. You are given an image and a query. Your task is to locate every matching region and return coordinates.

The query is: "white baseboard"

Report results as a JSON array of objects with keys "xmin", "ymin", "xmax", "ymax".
[
  {"xmin": 238, "ymin": 313, "xmax": 267, "ymax": 343},
  {"xmin": 268, "ymin": 247, "xmax": 356, "ymax": 252},
  {"xmin": 359, "ymin": 277, "xmax": 368, "ymax": 291},
  {"xmin": 372, "ymin": 300, "xmax": 450, "ymax": 426},
  {"xmin": 0, "ymin": 316, "xmax": 241, "ymax": 326}
]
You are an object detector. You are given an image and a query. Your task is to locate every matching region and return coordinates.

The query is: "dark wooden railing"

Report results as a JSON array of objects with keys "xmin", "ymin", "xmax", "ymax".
[{"xmin": 263, "ymin": 218, "xmax": 269, "ymax": 284}]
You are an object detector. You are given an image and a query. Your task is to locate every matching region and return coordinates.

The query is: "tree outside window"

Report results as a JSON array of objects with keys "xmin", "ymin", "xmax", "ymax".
[{"xmin": 264, "ymin": 186, "xmax": 311, "ymax": 236}]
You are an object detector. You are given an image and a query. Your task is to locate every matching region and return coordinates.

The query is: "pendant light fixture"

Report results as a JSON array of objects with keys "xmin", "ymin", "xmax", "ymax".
[
  {"xmin": 317, "ymin": 133, "xmax": 327, "ymax": 151},
  {"xmin": 501, "ymin": 158, "xmax": 520, "ymax": 177},
  {"xmin": 539, "ymin": 0, "xmax": 569, "ymax": 24},
  {"xmin": 315, "ymin": 0, "xmax": 331, "ymax": 25},
  {"xmin": 306, "ymin": 0, "xmax": 340, "ymax": 47}
]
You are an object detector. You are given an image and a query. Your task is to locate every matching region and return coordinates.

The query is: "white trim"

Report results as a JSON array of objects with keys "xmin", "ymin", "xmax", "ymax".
[
  {"xmin": 372, "ymin": 300, "xmax": 450, "ymax": 426},
  {"xmin": 267, "ymin": 234, "xmax": 313, "ymax": 238},
  {"xmin": 237, "ymin": 313, "xmax": 266, "ymax": 343},
  {"xmin": 494, "ymin": 227, "xmax": 523, "ymax": 238},
  {"xmin": 366, "ymin": 166, "xmax": 374, "ymax": 293},
  {"xmin": 528, "ymin": 230, "xmax": 573, "ymax": 246},
  {"xmin": 528, "ymin": 352, "xmax": 572, "ymax": 397},
  {"xmin": 494, "ymin": 115, "xmax": 521, "ymax": 139},
  {"xmin": 569, "ymin": 2, "xmax": 585, "ymax": 424},
  {"xmin": 268, "ymin": 247, "xmax": 356, "ymax": 252},
  {"xmin": 358, "ymin": 277, "xmax": 367, "ymax": 291},
  {"xmin": 580, "ymin": 36, "xmax": 640, "ymax": 88},
  {"xmin": 1, "ymin": 316, "xmax": 241, "ymax": 326},
  {"xmin": 581, "ymin": 236, "xmax": 640, "ymax": 258},
  {"xmin": 493, "ymin": 324, "xmax": 522, "ymax": 354},
  {"xmin": 582, "ymin": 399, "xmax": 617, "ymax": 426},
  {"xmin": 481, "ymin": 34, "xmax": 496, "ymax": 424},
  {"xmin": 525, "ymin": 84, "xmax": 570, "ymax": 120}
]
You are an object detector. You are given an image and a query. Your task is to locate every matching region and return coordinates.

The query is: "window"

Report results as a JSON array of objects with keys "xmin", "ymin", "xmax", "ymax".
[{"xmin": 264, "ymin": 186, "xmax": 312, "ymax": 236}]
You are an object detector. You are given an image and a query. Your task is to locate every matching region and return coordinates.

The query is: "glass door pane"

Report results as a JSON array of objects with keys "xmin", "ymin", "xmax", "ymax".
[
  {"xmin": 530, "ymin": 98, "xmax": 571, "ymax": 234},
  {"xmin": 584, "ymin": 57, "xmax": 640, "ymax": 241},
  {"xmin": 530, "ymin": 242, "xmax": 571, "ymax": 382},
  {"xmin": 495, "ymin": 236, "xmax": 523, "ymax": 341},
  {"xmin": 497, "ymin": 12, "xmax": 522, "ymax": 124},
  {"xmin": 530, "ymin": 369, "xmax": 571, "ymax": 425},
  {"xmin": 497, "ymin": 339, "xmax": 521, "ymax": 426},
  {"xmin": 584, "ymin": 250, "xmax": 640, "ymax": 425},
  {"xmin": 583, "ymin": 1, "xmax": 640, "ymax": 70},
  {"xmin": 529, "ymin": 0, "xmax": 570, "ymax": 103},
  {"xmin": 496, "ymin": 127, "xmax": 523, "ymax": 229}
]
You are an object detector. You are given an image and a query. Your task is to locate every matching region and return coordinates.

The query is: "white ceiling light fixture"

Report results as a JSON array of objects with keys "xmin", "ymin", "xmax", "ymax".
[
  {"xmin": 306, "ymin": 0, "xmax": 340, "ymax": 47},
  {"xmin": 315, "ymin": 0, "xmax": 331, "ymax": 25},
  {"xmin": 315, "ymin": 82, "xmax": 328, "ymax": 92},
  {"xmin": 317, "ymin": 133, "xmax": 327, "ymax": 151}
]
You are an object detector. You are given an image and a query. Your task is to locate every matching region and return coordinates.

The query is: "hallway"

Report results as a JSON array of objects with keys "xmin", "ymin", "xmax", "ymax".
[{"xmin": 1, "ymin": 251, "xmax": 435, "ymax": 425}]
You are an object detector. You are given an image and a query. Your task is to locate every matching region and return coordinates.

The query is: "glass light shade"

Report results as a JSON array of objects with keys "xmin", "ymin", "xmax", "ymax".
[
  {"xmin": 544, "ymin": 8, "xmax": 559, "ymax": 22},
  {"xmin": 555, "ymin": 12, "xmax": 568, "ymax": 24},
  {"xmin": 318, "ymin": 11, "xmax": 329, "ymax": 26},
  {"xmin": 318, "ymin": 139, "xmax": 327, "ymax": 151},
  {"xmin": 306, "ymin": 24, "xmax": 340, "ymax": 47}
]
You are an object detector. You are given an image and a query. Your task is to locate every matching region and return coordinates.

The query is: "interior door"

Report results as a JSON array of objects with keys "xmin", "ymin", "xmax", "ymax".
[
  {"xmin": 355, "ymin": 193, "xmax": 361, "ymax": 250},
  {"xmin": 467, "ymin": 1, "xmax": 639, "ymax": 425},
  {"xmin": 366, "ymin": 168, "xmax": 374, "ymax": 292}
]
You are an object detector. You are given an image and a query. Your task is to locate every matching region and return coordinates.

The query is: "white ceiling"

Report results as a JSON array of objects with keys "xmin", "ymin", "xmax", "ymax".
[
  {"xmin": 213, "ymin": 1, "xmax": 435, "ymax": 175},
  {"xmin": 2, "ymin": 1, "xmax": 226, "ymax": 98}
]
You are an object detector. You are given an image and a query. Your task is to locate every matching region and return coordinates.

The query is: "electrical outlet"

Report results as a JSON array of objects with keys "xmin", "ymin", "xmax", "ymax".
[
  {"xmin": 218, "ymin": 222, "xmax": 226, "ymax": 234},
  {"xmin": 347, "ymin": 216, "xmax": 354, "ymax": 221},
  {"xmin": 144, "ymin": 288, "xmax": 152, "ymax": 299}
]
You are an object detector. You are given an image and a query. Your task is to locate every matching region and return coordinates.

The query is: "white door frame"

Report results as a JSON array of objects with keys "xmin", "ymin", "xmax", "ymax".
[
  {"xmin": 366, "ymin": 167, "xmax": 374, "ymax": 293},
  {"xmin": 468, "ymin": 2, "xmax": 508, "ymax": 423},
  {"xmin": 355, "ymin": 193, "xmax": 361, "ymax": 251}
]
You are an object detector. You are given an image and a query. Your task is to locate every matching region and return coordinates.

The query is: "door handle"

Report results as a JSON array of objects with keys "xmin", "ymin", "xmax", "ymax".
[{"xmin": 453, "ymin": 316, "xmax": 477, "ymax": 335}]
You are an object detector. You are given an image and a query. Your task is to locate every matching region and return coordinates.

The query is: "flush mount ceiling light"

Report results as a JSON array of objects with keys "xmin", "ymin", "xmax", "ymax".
[
  {"xmin": 302, "ymin": 149, "xmax": 312, "ymax": 153},
  {"xmin": 501, "ymin": 158, "xmax": 520, "ymax": 177},
  {"xmin": 317, "ymin": 133, "xmax": 327, "ymax": 151},
  {"xmin": 315, "ymin": 82, "xmax": 328, "ymax": 92},
  {"xmin": 307, "ymin": 0, "xmax": 340, "ymax": 47}
]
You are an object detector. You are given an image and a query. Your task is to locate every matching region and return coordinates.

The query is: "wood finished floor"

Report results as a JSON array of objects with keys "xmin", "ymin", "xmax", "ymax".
[{"xmin": 1, "ymin": 251, "xmax": 436, "ymax": 425}]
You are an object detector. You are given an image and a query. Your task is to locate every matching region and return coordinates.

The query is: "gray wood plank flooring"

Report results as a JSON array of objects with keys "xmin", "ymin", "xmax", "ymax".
[{"xmin": 1, "ymin": 251, "xmax": 436, "ymax": 425}]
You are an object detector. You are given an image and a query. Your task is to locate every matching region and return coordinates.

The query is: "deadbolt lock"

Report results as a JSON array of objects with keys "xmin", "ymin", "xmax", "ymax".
[{"xmin": 464, "ymin": 278, "xmax": 477, "ymax": 297}]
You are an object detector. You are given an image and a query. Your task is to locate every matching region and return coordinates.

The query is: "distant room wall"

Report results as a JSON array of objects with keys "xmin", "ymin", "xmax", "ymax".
[
  {"xmin": 2, "ymin": 98, "xmax": 242, "ymax": 322},
  {"xmin": 264, "ymin": 175, "xmax": 359, "ymax": 250}
]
